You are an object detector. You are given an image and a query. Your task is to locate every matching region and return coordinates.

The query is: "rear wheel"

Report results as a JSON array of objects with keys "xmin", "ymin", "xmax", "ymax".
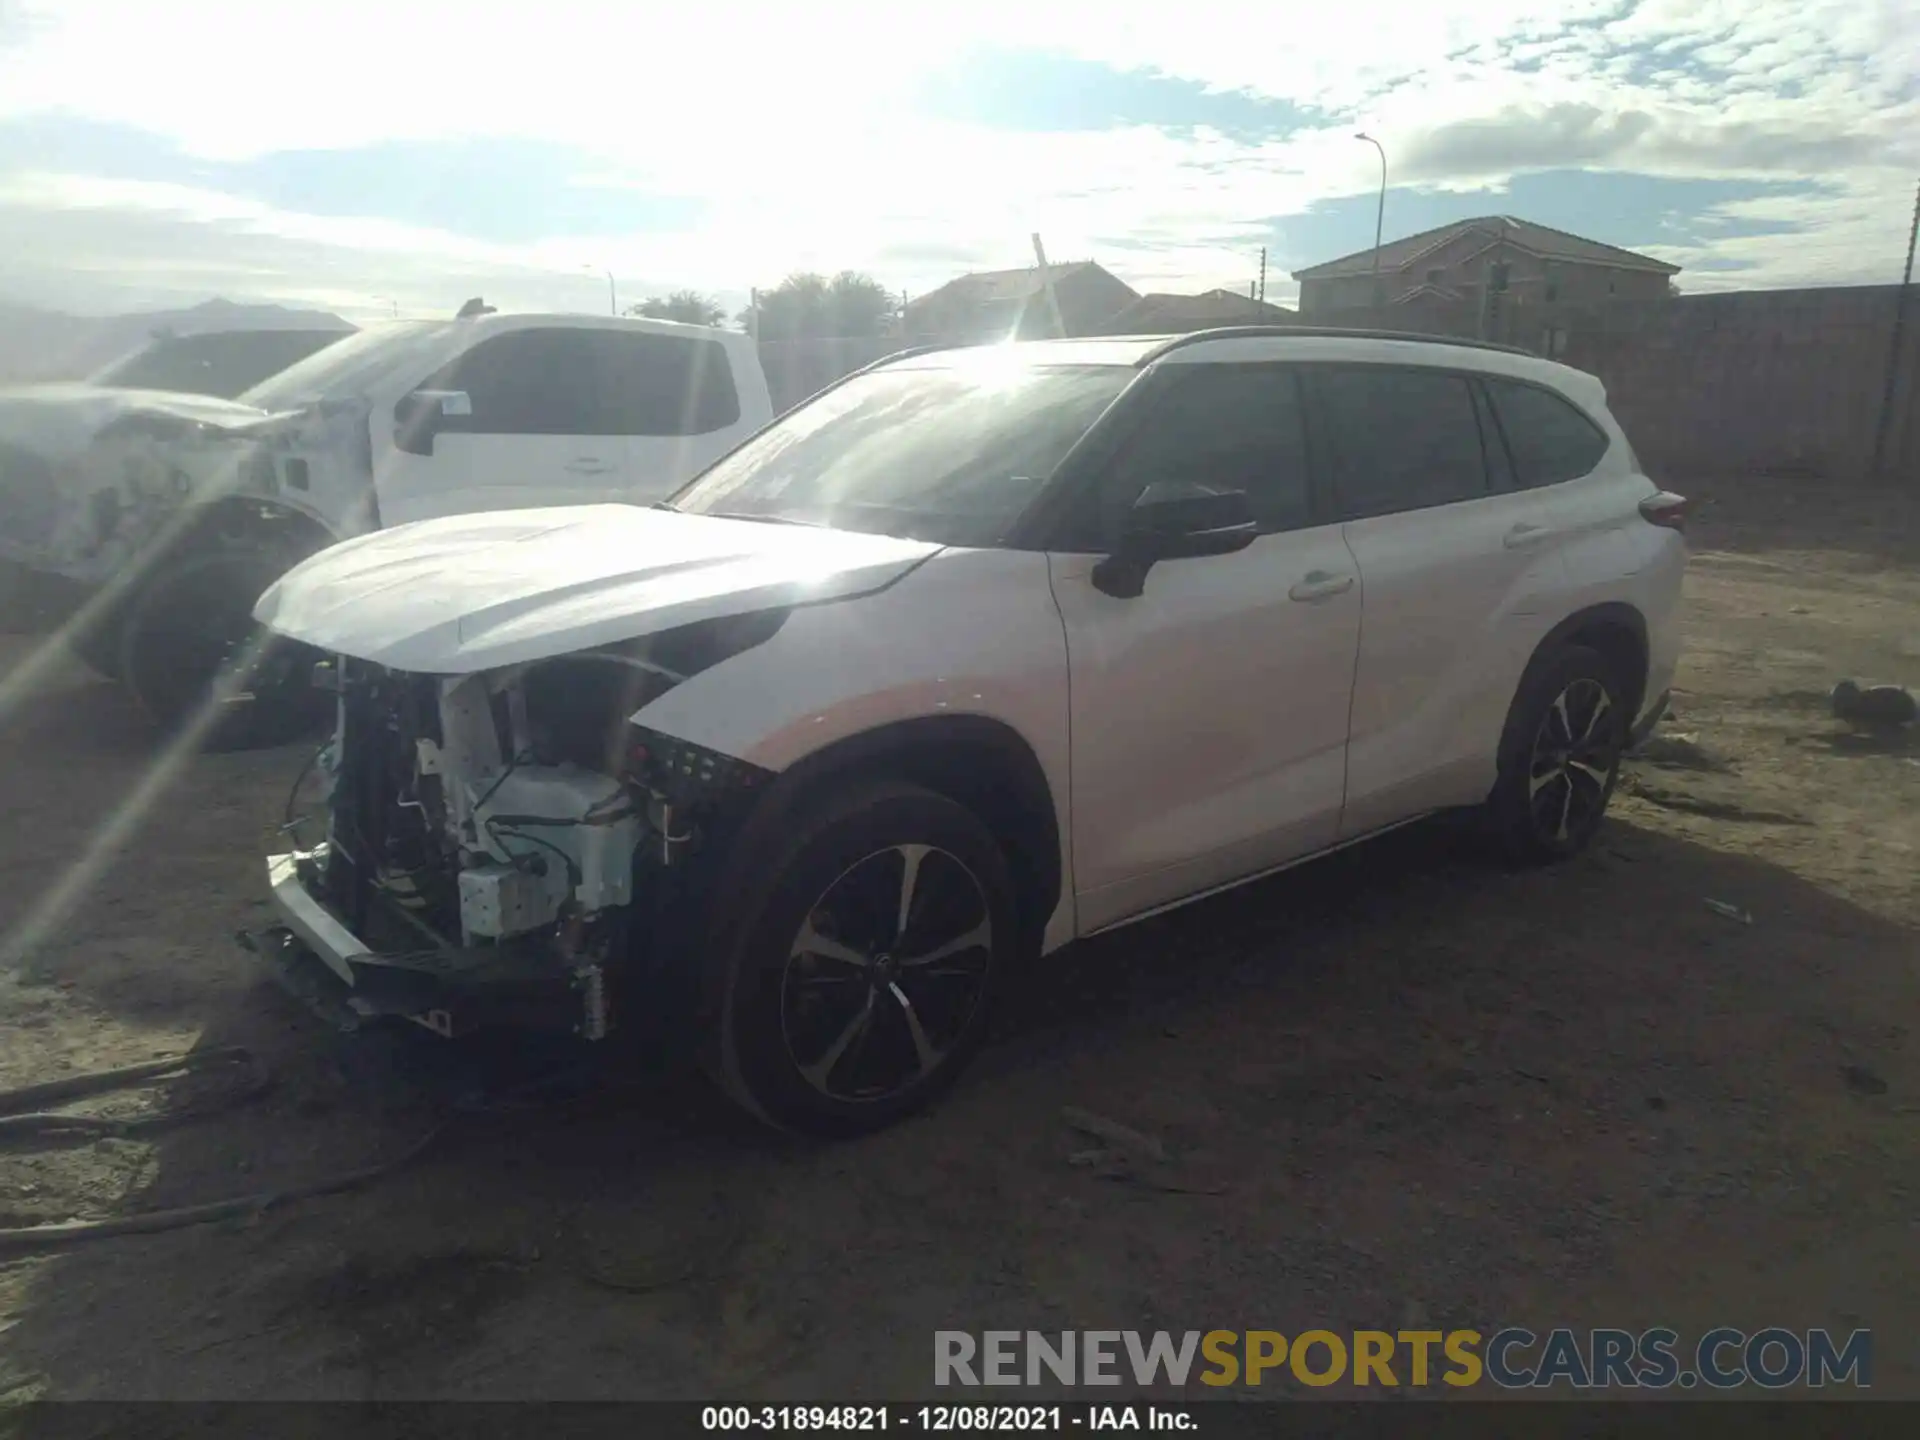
[
  {"xmin": 710, "ymin": 781, "xmax": 1014, "ymax": 1137},
  {"xmin": 1486, "ymin": 643, "xmax": 1627, "ymax": 864},
  {"xmin": 118, "ymin": 548, "xmax": 328, "ymax": 752}
]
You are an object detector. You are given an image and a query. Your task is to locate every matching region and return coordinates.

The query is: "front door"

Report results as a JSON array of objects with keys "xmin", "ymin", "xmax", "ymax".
[
  {"xmin": 1048, "ymin": 363, "xmax": 1362, "ymax": 934},
  {"xmin": 374, "ymin": 326, "xmax": 632, "ymax": 526}
]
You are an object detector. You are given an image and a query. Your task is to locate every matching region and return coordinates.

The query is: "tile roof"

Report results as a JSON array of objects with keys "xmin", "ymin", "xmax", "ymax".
[
  {"xmin": 1292, "ymin": 216, "xmax": 1681, "ymax": 280},
  {"xmin": 903, "ymin": 261, "xmax": 1124, "ymax": 313},
  {"xmin": 1102, "ymin": 289, "xmax": 1296, "ymax": 332}
]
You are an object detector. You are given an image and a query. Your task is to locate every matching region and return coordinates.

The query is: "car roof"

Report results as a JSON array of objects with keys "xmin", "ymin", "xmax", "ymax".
[
  {"xmin": 883, "ymin": 337, "xmax": 1172, "ymax": 369},
  {"xmin": 879, "ymin": 327, "xmax": 1601, "ymax": 404}
]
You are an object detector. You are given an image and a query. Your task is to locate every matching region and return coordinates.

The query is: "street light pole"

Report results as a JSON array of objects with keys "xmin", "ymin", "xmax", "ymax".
[{"xmin": 1356, "ymin": 132, "xmax": 1387, "ymax": 308}]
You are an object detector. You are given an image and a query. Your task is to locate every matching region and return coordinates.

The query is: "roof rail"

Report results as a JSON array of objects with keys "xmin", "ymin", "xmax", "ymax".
[
  {"xmin": 856, "ymin": 342, "xmax": 956, "ymax": 374},
  {"xmin": 1136, "ymin": 325, "xmax": 1537, "ymax": 365}
]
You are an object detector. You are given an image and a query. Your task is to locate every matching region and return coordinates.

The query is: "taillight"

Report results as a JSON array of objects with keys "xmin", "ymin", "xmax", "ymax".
[{"xmin": 1638, "ymin": 491, "xmax": 1692, "ymax": 531}]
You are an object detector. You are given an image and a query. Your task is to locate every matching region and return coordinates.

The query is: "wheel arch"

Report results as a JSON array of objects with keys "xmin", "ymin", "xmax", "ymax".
[
  {"xmin": 1523, "ymin": 601, "xmax": 1651, "ymax": 723},
  {"xmin": 168, "ymin": 495, "xmax": 341, "ymax": 563},
  {"xmin": 78, "ymin": 497, "xmax": 340, "ymax": 669},
  {"xmin": 722, "ymin": 713, "xmax": 1065, "ymax": 954}
]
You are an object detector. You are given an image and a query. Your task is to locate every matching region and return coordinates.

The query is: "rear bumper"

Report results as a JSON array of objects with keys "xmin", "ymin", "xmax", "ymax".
[{"xmin": 244, "ymin": 850, "xmax": 606, "ymax": 1040}]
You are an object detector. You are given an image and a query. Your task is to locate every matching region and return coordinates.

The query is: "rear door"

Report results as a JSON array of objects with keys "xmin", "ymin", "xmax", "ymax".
[
  {"xmin": 376, "ymin": 327, "xmax": 626, "ymax": 524},
  {"xmin": 1482, "ymin": 374, "xmax": 1636, "ymax": 574},
  {"xmin": 1049, "ymin": 363, "xmax": 1363, "ymax": 933},
  {"xmin": 1312, "ymin": 363, "xmax": 1572, "ymax": 838}
]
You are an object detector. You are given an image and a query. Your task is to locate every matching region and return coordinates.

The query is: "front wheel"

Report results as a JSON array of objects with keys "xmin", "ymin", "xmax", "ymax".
[
  {"xmin": 118, "ymin": 549, "xmax": 329, "ymax": 752},
  {"xmin": 710, "ymin": 781, "xmax": 1016, "ymax": 1137},
  {"xmin": 1485, "ymin": 643, "xmax": 1628, "ymax": 864}
]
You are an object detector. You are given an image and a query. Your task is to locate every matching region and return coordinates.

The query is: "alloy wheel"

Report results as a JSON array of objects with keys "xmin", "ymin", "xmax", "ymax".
[
  {"xmin": 780, "ymin": 843, "xmax": 994, "ymax": 1103},
  {"xmin": 1527, "ymin": 676, "xmax": 1620, "ymax": 844}
]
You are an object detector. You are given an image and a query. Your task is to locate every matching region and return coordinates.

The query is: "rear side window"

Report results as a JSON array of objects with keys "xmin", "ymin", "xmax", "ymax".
[
  {"xmin": 1107, "ymin": 365, "xmax": 1314, "ymax": 534},
  {"xmin": 600, "ymin": 329, "xmax": 741, "ymax": 435},
  {"xmin": 1484, "ymin": 378, "xmax": 1608, "ymax": 487},
  {"xmin": 435, "ymin": 328, "xmax": 740, "ymax": 437},
  {"xmin": 1316, "ymin": 366, "xmax": 1488, "ymax": 519}
]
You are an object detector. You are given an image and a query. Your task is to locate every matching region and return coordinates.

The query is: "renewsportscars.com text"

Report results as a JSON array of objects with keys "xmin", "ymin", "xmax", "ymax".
[{"xmin": 934, "ymin": 1327, "xmax": 1871, "ymax": 1390}]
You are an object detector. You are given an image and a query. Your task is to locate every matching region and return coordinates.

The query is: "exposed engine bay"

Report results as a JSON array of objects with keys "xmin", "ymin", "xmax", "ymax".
[{"xmin": 265, "ymin": 613, "xmax": 784, "ymax": 1041}]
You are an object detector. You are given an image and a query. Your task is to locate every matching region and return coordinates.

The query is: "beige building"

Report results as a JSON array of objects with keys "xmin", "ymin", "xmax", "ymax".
[
  {"xmin": 1292, "ymin": 216, "xmax": 1680, "ymax": 317},
  {"xmin": 902, "ymin": 261, "xmax": 1139, "ymax": 343}
]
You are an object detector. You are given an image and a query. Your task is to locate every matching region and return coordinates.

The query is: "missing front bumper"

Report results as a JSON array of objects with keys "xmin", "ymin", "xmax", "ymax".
[{"xmin": 245, "ymin": 851, "xmax": 609, "ymax": 1040}]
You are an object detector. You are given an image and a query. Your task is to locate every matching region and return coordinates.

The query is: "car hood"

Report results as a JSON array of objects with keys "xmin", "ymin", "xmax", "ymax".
[
  {"xmin": 253, "ymin": 503, "xmax": 944, "ymax": 673},
  {"xmin": 0, "ymin": 383, "xmax": 278, "ymax": 461}
]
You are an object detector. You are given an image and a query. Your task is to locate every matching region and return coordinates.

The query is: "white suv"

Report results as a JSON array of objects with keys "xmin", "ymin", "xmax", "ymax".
[{"xmin": 249, "ymin": 327, "xmax": 1687, "ymax": 1135}]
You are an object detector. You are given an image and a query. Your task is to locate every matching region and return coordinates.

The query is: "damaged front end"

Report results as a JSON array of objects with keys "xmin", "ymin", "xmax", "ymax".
[
  {"xmin": 248, "ymin": 615, "xmax": 783, "ymax": 1043},
  {"xmin": 0, "ymin": 388, "xmax": 370, "ymax": 596}
]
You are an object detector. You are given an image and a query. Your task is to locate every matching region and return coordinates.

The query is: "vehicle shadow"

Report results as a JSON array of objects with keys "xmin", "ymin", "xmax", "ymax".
[{"xmin": 4, "ymin": 806, "xmax": 1915, "ymax": 1403}]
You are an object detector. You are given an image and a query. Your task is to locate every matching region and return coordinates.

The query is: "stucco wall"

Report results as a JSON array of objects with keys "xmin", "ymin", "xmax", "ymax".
[
  {"xmin": 1305, "ymin": 285, "xmax": 1920, "ymax": 483},
  {"xmin": 759, "ymin": 286, "xmax": 1920, "ymax": 484}
]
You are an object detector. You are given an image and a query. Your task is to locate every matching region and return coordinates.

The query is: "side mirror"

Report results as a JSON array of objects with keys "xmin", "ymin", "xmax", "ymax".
[
  {"xmin": 1091, "ymin": 483, "xmax": 1258, "ymax": 598},
  {"xmin": 392, "ymin": 389, "xmax": 472, "ymax": 456}
]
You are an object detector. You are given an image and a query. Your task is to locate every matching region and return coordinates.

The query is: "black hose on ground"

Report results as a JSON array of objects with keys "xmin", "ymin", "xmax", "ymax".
[
  {"xmin": 0, "ymin": 1045, "xmax": 445, "ymax": 1256},
  {"xmin": 0, "ymin": 1047, "xmax": 269, "ymax": 1141}
]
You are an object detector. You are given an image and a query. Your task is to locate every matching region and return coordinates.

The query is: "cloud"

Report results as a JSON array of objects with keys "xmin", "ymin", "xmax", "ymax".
[
  {"xmin": 1400, "ymin": 105, "xmax": 1661, "ymax": 180},
  {"xmin": 0, "ymin": 0, "xmax": 1915, "ymax": 316},
  {"xmin": 1397, "ymin": 101, "xmax": 1900, "ymax": 184},
  {"xmin": 0, "ymin": 173, "xmax": 656, "ymax": 319}
]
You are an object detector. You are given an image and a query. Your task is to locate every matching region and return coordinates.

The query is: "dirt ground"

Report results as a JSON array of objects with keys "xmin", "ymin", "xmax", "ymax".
[{"xmin": 0, "ymin": 476, "xmax": 1915, "ymax": 1404}]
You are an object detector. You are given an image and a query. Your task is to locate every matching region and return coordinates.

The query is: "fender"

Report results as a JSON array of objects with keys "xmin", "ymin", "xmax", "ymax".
[{"xmin": 632, "ymin": 545, "xmax": 1080, "ymax": 952}]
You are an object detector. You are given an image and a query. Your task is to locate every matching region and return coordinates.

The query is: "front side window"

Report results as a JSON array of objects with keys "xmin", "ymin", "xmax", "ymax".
[
  {"xmin": 1484, "ymin": 378, "xmax": 1609, "ymax": 488},
  {"xmin": 668, "ymin": 358, "xmax": 1133, "ymax": 547},
  {"xmin": 1316, "ymin": 366, "xmax": 1489, "ymax": 520},
  {"xmin": 1100, "ymin": 365, "xmax": 1314, "ymax": 537},
  {"xmin": 430, "ymin": 328, "xmax": 742, "ymax": 438},
  {"xmin": 435, "ymin": 329, "xmax": 605, "ymax": 435}
]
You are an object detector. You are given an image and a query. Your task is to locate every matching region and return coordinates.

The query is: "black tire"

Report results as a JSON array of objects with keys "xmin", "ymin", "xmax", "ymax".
[
  {"xmin": 709, "ymin": 780, "xmax": 1016, "ymax": 1137},
  {"xmin": 1485, "ymin": 643, "xmax": 1629, "ymax": 865},
  {"xmin": 67, "ymin": 610, "xmax": 127, "ymax": 682},
  {"xmin": 117, "ymin": 548, "xmax": 329, "ymax": 752}
]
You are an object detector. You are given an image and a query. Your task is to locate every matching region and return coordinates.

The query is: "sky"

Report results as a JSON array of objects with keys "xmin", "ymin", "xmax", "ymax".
[{"xmin": 0, "ymin": 0, "xmax": 1917, "ymax": 323}]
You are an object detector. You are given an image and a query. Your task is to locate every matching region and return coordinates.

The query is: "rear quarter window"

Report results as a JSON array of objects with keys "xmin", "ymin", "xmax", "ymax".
[{"xmin": 1484, "ymin": 378, "xmax": 1609, "ymax": 488}]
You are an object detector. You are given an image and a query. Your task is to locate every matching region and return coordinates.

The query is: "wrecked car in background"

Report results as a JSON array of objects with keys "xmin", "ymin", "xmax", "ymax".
[
  {"xmin": 0, "ymin": 308, "xmax": 774, "ymax": 747},
  {"xmin": 85, "ymin": 325, "xmax": 351, "ymax": 401}
]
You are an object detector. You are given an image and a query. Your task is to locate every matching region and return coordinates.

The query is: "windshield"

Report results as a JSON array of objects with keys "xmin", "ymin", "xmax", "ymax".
[
  {"xmin": 240, "ymin": 320, "xmax": 454, "ymax": 410},
  {"xmin": 668, "ymin": 358, "xmax": 1133, "ymax": 546},
  {"xmin": 90, "ymin": 329, "xmax": 349, "ymax": 399}
]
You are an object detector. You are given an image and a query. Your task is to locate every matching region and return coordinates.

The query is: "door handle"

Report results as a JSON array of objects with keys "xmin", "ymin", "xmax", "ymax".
[
  {"xmin": 1503, "ymin": 522, "xmax": 1554, "ymax": 549},
  {"xmin": 565, "ymin": 458, "xmax": 615, "ymax": 476},
  {"xmin": 1288, "ymin": 571, "xmax": 1355, "ymax": 602}
]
